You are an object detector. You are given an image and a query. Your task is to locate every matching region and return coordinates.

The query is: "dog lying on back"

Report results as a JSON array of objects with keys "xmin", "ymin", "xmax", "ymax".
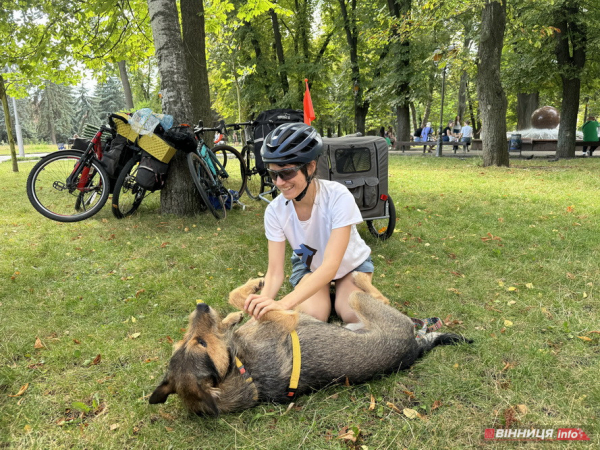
[{"xmin": 149, "ymin": 273, "xmax": 470, "ymax": 416}]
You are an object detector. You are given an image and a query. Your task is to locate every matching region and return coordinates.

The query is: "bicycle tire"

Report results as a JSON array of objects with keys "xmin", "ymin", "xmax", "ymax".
[
  {"xmin": 366, "ymin": 195, "xmax": 396, "ymax": 240},
  {"xmin": 243, "ymin": 145, "xmax": 263, "ymax": 200},
  {"xmin": 187, "ymin": 152, "xmax": 226, "ymax": 220},
  {"xmin": 26, "ymin": 150, "xmax": 111, "ymax": 222},
  {"xmin": 212, "ymin": 145, "xmax": 247, "ymax": 198},
  {"xmin": 111, "ymin": 155, "xmax": 148, "ymax": 219}
]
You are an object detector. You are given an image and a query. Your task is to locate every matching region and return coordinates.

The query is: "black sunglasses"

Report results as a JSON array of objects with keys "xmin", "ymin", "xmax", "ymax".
[{"xmin": 267, "ymin": 164, "xmax": 306, "ymax": 182}]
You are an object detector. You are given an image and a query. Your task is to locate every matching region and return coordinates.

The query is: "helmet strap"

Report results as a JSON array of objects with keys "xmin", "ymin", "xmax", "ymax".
[{"xmin": 285, "ymin": 174, "xmax": 314, "ymax": 205}]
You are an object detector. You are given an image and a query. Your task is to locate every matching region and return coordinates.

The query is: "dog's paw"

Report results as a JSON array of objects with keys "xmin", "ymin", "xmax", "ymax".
[
  {"xmin": 229, "ymin": 278, "xmax": 265, "ymax": 309},
  {"xmin": 221, "ymin": 312, "xmax": 244, "ymax": 329}
]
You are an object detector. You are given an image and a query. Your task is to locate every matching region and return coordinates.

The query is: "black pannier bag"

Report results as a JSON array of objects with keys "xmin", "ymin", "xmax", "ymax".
[
  {"xmin": 101, "ymin": 134, "xmax": 134, "ymax": 179},
  {"xmin": 136, "ymin": 151, "xmax": 170, "ymax": 191},
  {"xmin": 71, "ymin": 138, "xmax": 91, "ymax": 151},
  {"xmin": 252, "ymin": 109, "xmax": 304, "ymax": 173}
]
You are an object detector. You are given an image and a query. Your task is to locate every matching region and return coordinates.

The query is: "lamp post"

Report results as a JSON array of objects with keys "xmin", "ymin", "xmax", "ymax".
[{"xmin": 433, "ymin": 45, "xmax": 457, "ymax": 157}]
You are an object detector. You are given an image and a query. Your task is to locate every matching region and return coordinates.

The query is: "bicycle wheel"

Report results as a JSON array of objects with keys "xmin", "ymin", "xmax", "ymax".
[
  {"xmin": 212, "ymin": 145, "xmax": 246, "ymax": 198},
  {"xmin": 366, "ymin": 195, "xmax": 396, "ymax": 240},
  {"xmin": 243, "ymin": 145, "xmax": 263, "ymax": 200},
  {"xmin": 187, "ymin": 152, "xmax": 226, "ymax": 220},
  {"xmin": 111, "ymin": 155, "xmax": 148, "ymax": 219},
  {"xmin": 26, "ymin": 150, "xmax": 111, "ymax": 222}
]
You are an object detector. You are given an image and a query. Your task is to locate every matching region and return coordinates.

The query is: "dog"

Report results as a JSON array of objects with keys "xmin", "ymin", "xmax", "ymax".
[{"xmin": 149, "ymin": 273, "xmax": 471, "ymax": 416}]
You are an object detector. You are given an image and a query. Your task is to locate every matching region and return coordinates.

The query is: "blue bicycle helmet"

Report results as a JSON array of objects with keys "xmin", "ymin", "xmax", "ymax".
[{"xmin": 261, "ymin": 123, "xmax": 323, "ymax": 165}]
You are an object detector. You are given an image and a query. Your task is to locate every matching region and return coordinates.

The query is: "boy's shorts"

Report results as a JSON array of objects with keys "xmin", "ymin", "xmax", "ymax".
[{"xmin": 289, "ymin": 254, "xmax": 374, "ymax": 287}]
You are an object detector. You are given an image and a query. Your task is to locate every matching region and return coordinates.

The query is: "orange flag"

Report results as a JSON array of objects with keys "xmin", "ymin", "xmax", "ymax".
[{"xmin": 303, "ymin": 78, "xmax": 315, "ymax": 125}]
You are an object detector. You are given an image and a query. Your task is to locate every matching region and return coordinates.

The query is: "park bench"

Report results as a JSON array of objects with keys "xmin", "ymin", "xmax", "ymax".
[
  {"xmin": 470, "ymin": 139, "xmax": 600, "ymax": 156},
  {"xmin": 395, "ymin": 140, "xmax": 469, "ymax": 154}
]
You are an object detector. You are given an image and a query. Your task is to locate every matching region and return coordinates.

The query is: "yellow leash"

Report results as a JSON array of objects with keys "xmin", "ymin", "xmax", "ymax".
[
  {"xmin": 286, "ymin": 330, "xmax": 301, "ymax": 399},
  {"xmin": 235, "ymin": 330, "xmax": 302, "ymax": 401}
]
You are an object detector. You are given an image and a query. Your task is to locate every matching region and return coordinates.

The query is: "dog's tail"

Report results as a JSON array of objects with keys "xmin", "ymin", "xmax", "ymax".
[{"xmin": 416, "ymin": 332, "xmax": 472, "ymax": 354}]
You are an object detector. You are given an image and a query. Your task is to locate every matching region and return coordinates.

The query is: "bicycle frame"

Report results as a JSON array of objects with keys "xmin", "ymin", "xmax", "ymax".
[{"xmin": 66, "ymin": 126, "xmax": 111, "ymax": 193}]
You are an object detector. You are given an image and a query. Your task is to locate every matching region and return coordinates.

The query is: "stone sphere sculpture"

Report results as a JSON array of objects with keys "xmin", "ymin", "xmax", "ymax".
[{"xmin": 530, "ymin": 106, "xmax": 560, "ymax": 129}]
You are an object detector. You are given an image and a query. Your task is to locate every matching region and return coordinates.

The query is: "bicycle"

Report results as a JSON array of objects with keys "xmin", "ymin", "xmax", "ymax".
[
  {"xmin": 26, "ymin": 125, "xmax": 115, "ymax": 222},
  {"xmin": 110, "ymin": 144, "xmax": 149, "ymax": 219},
  {"xmin": 226, "ymin": 120, "xmax": 278, "ymax": 202},
  {"xmin": 187, "ymin": 121, "xmax": 247, "ymax": 219}
]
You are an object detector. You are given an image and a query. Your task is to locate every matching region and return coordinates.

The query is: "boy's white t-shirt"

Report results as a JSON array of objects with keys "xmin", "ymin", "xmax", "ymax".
[{"xmin": 264, "ymin": 179, "xmax": 371, "ymax": 280}]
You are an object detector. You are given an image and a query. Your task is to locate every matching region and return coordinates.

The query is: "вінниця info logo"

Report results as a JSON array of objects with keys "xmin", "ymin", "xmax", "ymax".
[{"xmin": 484, "ymin": 427, "xmax": 590, "ymax": 441}]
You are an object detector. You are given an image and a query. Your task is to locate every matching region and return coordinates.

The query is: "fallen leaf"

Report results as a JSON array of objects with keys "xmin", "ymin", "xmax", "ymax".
[
  {"xmin": 369, "ymin": 394, "xmax": 376, "ymax": 411},
  {"xmin": 403, "ymin": 408, "xmax": 420, "ymax": 419},
  {"xmin": 165, "ymin": 427, "xmax": 174, "ymax": 432},
  {"xmin": 91, "ymin": 354, "xmax": 101, "ymax": 365},
  {"xmin": 34, "ymin": 337, "xmax": 45, "ymax": 349},
  {"xmin": 387, "ymin": 402, "xmax": 402, "ymax": 414},
  {"xmin": 578, "ymin": 336, "xmax": 592, "ymax": 342},
  {"xmin": 507, "ymin": 300, "xmax": 516, "ymax": 306},
  {"xmin": 73, "ymin": 339, "xmax": 81, "ymax": 344},
  {"xmin": 160, "ymin": 242, "xmax": 170, "ymax": 248},
  {"xmin": 504, "ymin": 320, "xmax": 513, "ymax": 327},
  {"xmin": 583, "ymin": 292, "xmax": 588, "ymax": 298},
  {"xmin": 566, "ymin": 272, "xmax": 576, "ymax": 280},
  {"xmin": 431, "ymin": 400, "xmax": 442, "ymax": 411},
  {"xmin": 23, "ymin": 424, "xmax": 32, "ymax": 433},
  {"xmin": 525, "ymin": 283, "xmax": 534, "ymax": 289},
  {"xmin": 9, "ymin": 383, "xmax": 29, "ymax": 397},
  {"xmin": 135, "ymin": 289, "xmax": 146, "ymax": 297},
  {"xmin": 566, "ymin": 205, "xmax": 574, "ymax": 213},
  {"xmin": 589, "ymin": 331, "xmax": 600, "ymax": 335},
  {"xmin": 131, "ymin": 316, "xmax": 137, "ymax": 323},
  {"xmin": 337, "ymin": 428, "xmax": 357, "ymax": 442},
  {"xmin": 402, "ymin": 390, "xmax": 415, "ymax": 399},
  {"xmin": 129, "ymin": 333, "xmax": 141, "ymax": 339},
  {"xmin": 110, "ymin": 423, "xmax": 119, "ymax": 431},
  {"xmin": 507, "ymin": 286, "xmax": 518, "ymax": 292},
  {"xmin": 516, "ymin": 404, "xmax": 528, "ymax": 415}
]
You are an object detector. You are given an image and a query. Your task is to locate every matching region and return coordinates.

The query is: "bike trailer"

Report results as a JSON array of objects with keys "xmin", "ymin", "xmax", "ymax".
[
  {"xmin": 251, "ymin": 109, "xmax": 304, "ymax": 172},
  {"xmin": 317, "ymin": 135, "xmax": 391, "ymax": 221}
]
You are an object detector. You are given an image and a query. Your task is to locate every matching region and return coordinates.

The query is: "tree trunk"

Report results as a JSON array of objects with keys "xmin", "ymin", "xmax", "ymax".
[
  {"xmin": 556, "ymin": 77, "xmax": 581, "ymax": 158},
  {"xmin": 458, "ymin": 70, "xmax": 468, "ymax": 120},
  {"xmin": 554, "ymin": 5, "xmax": 586, "ymax": 159},
  {"xmin": 477, "ymin": 0, "xmax": 508, "ymax": 167},
  {"xmin": 181, "ymin": 0, "xmax": 212, "ymax": 125},
  {"xmin": 421, "ymin": 99, "xmax": 431, "ymax": 128},
  {"xmin": 269, "ymin": 8, "xmax": 289, "ymax": 97},
  {"xmin": 516, "ymin": 92, "xmax": 538, "ymax": 130},
  {"xmin": 409, "ymin": 102, "xmax": 418, "ymax": 131},
  {"xmin": 0, "ymin": 75, "xmax": 18, "ymax": 172},
  {"xmin": 147, "ymin": 0, "xmax": 200, "ymax": 216},
  {"xmin": 339, "ymin": 0, "xmax": 369, "ymax": 134},
  {"xmin": 387, "ymin": 0, "xmax": 411, "ymax": 145},
  {"xmin": 118, "ymin": 60, "xmax": 134, "ymax": 110}
]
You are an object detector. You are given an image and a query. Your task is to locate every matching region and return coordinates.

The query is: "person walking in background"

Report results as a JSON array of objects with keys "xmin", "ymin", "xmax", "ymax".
[
  {"xmin": 581, "ymin": 116, "xmax": 599, "ymax": 157},
  {"xmin": 459, "ymin": 120, "xmax": 473, "ymax": 151}
]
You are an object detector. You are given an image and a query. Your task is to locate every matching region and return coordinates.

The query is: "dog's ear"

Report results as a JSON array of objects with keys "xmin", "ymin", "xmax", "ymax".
[{"xmin": 148, "ymin": 379, "xmax": 174, "ymax": 404}]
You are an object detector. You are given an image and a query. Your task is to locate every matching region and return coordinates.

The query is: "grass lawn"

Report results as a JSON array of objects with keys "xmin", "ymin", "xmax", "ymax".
[
  {"xmin": 0, "ymin": 144, "xmax": 58, "ymax": 156},
  {"xmin": 1, "ymin": 155, "xmax": 598, "ymax": 448}
]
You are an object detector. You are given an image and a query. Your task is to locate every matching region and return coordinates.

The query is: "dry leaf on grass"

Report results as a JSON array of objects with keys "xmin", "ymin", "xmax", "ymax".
[
  {"xmin": 34, "ymin": 337, "xmax": 45, "ymax": 349},
  {"xmin": 387, "ymin": 402, "xmax": 402, "ymax": 414},
  {"xmin": 369, "ymin": 394, "xmax": 376, "ymax": 411},
  {"xmin": 9, "ymin": 383, "xmax": 29, "ymax": 397},
  {"xmin": 91, "ymin": 354, "xmax": 101, "ymax": 365},
  {"xmin": 337, "ymin": 426, "xmax": 360, "ymax": 442},
  {"xmin": 403, "ymin": 408, "xmax": 421, "ymax": 419}
]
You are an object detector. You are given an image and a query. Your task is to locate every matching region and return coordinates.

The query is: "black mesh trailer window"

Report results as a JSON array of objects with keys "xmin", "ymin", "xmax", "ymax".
[{"xmin": 335, "ymin": 147, "xmax": 371, "ymax": 173}]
